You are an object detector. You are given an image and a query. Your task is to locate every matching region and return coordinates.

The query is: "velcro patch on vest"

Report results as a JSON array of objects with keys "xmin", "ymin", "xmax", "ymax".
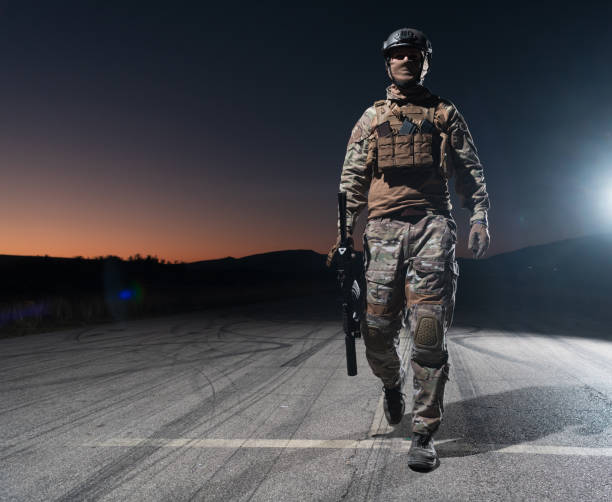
[
  {"xmin": 420, "ymin": 119, "xmax": 436, "ymax": 134},
  {"xmin": 376, "ymin": 121, "xmax": 392, "ymax": 137},
  {"xmin": 398, "ymin": 119, "xmax": 417, "ymax": 135}
]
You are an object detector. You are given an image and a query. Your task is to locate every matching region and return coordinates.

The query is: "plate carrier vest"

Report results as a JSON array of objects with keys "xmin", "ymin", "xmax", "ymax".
[{"xmin": 369, "ymin": 99, "xmax": 453, "ymax": 179}]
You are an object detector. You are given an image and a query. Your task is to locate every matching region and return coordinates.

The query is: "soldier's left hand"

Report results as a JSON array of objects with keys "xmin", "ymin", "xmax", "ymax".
[{"xmin": 468, "ymin": 223, "xmax": 490, "ymax": 259}]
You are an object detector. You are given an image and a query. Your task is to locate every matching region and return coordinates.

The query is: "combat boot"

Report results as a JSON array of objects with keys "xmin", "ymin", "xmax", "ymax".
[
  {"xmin": 383, "ymin": 384, "xmax": 405, "ymax": 425},
  {"xmin": 407, "ymin": 432, "xmax": 438, "ymax": 470}
]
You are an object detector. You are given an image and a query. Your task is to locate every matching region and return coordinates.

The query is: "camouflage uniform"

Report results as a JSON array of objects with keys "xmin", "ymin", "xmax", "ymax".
[{"xmin": 338, "ymin": 84, "xmax": 489, "ymax": 435}]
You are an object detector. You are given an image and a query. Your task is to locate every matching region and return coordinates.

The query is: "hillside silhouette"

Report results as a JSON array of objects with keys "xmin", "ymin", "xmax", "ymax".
[
  {"xmin": 1, "ymin": 233, "xmax": 610, "ymax": 338},
  {"xmin": 455, "ymin": 233, "xmax": 612, "ymax": 328}
]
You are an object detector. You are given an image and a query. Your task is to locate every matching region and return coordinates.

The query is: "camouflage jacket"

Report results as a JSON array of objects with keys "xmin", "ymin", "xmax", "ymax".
[{"xmin": 339, "ymin": 84, "xmax": 490, "ymax": 232}]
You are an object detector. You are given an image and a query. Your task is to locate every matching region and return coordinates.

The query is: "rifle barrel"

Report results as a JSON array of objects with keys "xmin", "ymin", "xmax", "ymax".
[{"xmin": 338, "ymin": 192, "xmax": 347, "ymax": 243}]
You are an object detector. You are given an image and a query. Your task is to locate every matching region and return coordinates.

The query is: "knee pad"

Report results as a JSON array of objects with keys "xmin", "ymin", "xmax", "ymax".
[
  {"xmin": 415, "ymin": 315, "xmax": 441, "ymax": 348},
  {"xmin": 410, "ymin": 306, "xmax": 448, "ymax": 367}
]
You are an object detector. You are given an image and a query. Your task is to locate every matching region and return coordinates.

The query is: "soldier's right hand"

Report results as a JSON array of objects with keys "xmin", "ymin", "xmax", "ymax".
[{"xmin": 326, "ymin": 234, "xmax": 354, "ymax": 268}]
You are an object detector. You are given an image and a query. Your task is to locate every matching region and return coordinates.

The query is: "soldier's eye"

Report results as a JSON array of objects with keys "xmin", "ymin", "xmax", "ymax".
[{"xmin": 391, "ymin": 53, "xmax": 420, "ymax": 61}]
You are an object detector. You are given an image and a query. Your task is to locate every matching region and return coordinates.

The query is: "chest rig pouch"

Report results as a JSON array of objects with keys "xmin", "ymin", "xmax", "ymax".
[{"xmin": 372, "ymin": 100, "xmax": 441, "ymax": 174}]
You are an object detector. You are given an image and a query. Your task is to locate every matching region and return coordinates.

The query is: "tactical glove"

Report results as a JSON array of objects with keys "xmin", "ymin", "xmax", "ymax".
[
  {"xmin": 326, "ymin": 234, "xmax": 354, "ymax": 268},
  {"xmin": 468, "ymin": 222, "xmax": 490, "ymax": 259}
]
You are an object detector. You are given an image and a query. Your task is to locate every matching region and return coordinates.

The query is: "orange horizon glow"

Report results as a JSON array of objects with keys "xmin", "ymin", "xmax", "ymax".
[
  {"xmin": 0, "ymin": 122, "xmax": 595, "ymax": 265},
  {"xmin": 1, "ymin": 227, "xmax": 584, "ymax": 263}
]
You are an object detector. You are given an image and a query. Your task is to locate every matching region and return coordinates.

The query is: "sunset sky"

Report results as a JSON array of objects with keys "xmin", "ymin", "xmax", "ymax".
[{"xmin": 1, "ymin": 2, "xmax": 611, "ymax": 262}]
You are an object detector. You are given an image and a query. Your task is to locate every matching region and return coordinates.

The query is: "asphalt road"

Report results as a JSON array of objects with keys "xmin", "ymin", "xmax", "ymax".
[{"xmin": 1, "ymin": 296, "xmax": 611, "ymax": 501}]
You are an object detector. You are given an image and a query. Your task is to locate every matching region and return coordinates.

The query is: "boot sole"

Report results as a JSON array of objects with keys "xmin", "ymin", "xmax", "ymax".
[
  {"xmin": 407, "ymin": 452, "xmax": 438, "ymax": 471},
  {"xmin": 407, "ymin": 457, "xmax": 437, "ymax": 471}
]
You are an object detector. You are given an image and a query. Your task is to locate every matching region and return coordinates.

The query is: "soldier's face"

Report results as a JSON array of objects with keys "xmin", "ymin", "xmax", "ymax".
[{"xmin": 388, "ymin": 47, "xmax": 423, "ymax": 86}]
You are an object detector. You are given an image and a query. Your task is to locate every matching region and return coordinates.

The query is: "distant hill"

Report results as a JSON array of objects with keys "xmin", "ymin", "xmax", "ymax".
[
  {"xmin": 1, "ymin": 233, "xmax": 611, "ymax": 335},
  {"xmin": 0, "ymin": 250, "xmax": 336, "ymax": 335},
  {"xmin": 455, "ymin": 233, "xmax": 612, "ymax": 324},
  {"xmin": 186, "ymin": 249, "xmax": 333, "ymax": 282}
]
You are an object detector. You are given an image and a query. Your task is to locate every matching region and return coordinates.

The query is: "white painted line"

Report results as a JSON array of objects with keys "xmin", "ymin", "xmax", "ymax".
[
  {"xmin": 82, "ymin": 438, "xmax": 612, "ymax": 456},
  {"xmin": 495, "ymin": 444, "xmax": 612, "ymax": 456},
  {"xmin": 85, "ymin": 438, "xmax": 374, "ymax": 449},
  {"xmin": 84, "ymin": 437, "xmax": 439, "ymax": 450}
]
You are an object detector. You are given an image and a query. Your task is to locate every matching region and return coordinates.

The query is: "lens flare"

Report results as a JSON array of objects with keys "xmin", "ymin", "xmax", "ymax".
[{"xmin": 118, "ymin": 282, "xmax": 144, "ymax": 302}]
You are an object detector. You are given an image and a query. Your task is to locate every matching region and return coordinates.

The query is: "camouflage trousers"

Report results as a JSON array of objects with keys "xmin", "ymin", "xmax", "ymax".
[{"xmin": 362, "ymin": 213, "xmax": 459, "ymax": 435}]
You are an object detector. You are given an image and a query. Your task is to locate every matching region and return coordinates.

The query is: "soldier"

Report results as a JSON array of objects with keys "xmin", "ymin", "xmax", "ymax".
[{"xmin": 327, "ymin": 28, "xmax": 490, "ymax": 470}]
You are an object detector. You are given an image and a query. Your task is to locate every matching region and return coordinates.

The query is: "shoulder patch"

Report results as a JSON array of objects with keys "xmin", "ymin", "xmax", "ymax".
[{"xmin": 433, "ymin": 96, "xmax": 457, "ymax": 132}]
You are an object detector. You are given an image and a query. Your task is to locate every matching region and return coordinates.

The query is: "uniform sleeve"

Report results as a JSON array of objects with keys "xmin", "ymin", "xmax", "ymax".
[
  {"xmin": 338, "ymin": 106, "xmax": 376, "ymax": 233},
  {"xmin": 445, "ymin": 103, "xmax": 490, "ymax": 226}
]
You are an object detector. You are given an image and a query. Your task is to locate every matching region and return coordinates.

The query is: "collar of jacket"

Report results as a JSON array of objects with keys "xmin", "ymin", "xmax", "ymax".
[{"xmin": 386, "ymin": 84, "xmax": 433, "ymax": 103}]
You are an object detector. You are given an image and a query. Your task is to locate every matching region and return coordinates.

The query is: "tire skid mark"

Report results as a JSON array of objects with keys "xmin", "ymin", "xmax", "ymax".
[
  {"xmin": 105, "ymin": 329, "xmax": 223, "ymax": 485},
  {"xmin": 3, "ymin": 313, "xmax": 313, "ymax": 499},
  {"xmin": 185, "ymin": 370, "xmax": 301, "ymax": 501},
  {"xmin": 447, "ymin": 325, "xmax": 482, "ymax": 337},
  {"xmin": 0, "ymin": 352, "xmax": 167, "ymax": 416},
  {"xmin": 0, "ymin": 325, "xmax": 238, "ymax": 388},
  {"xmin": 1, "ymin": 320, "xmax": 290, "ymax": 458},
  {"xmin": 514, "ymin": 332, "xmax": 612, "ymax": 406},
  {"xmin": 0, "ymin": 330, "xmax": 176, "ymax": 376},
  {"xmin": 550, "ymin": 337, "xmax": 612, "ymax": 373},
  {"xmin": 0, "ymin": 345, "xmax": 169, "ymax": 416},
  {"xmin": 1, "ymin": 337, "xmax": 221, "ymax": 450},
  {"xmin": 2, "ymin": 343, "xmax": 289, "ymax": 392},
  {"xmin": 215, "ymin": 320, "xmax": 336, "ymax": 361},
  {"xmin": 0, "ymin": 366, "xmax": 196, "ymax": 459},
  {"xmin": 208, "ymin": 321, "xmax": 295, "ymax": 356},
  {"xmin": 498, "ymin": 320, "xmax": 610, "ymax": 380},
  {"xmin": 191, "ymin": 322, "xmax": 298, "ymax": 427},
  {"xmin": 280, "ymin": 324, "xmax": 336, "ymax": 367},
  {"xmin": 449, "ymin": 335, "xmax": 508, "ymax": 488},
  {"xmin": 56, "ymin": 366, "xmax": 302, "ymax": 502},
  {"xmin": 244, "ymin": 354, "xmax": 344, "ymax": 501},
  {"xmin": 217, "ymin": 320, "xmax": 295, "ymax": 340},
  {"xmin": 0, "ymin": 338, "xmax": 171, "ymax": 386},
  {"xmin": 120, "ymin": 333, "xmax": 311, "ymax": 499},
  {"xmin": 280, "ymin": 328, "xmax": 341, "ymax": 367},
  {"xmin": 448, "ymin": 336, "xmax": 530, "ymax": 364},
  {"xmin": 76, "ymin": 329, "xmax": 159, "ymax": 344},
  {"xmin": 0, "ymin": 344, "xmax": 173, "ymax": 415}
]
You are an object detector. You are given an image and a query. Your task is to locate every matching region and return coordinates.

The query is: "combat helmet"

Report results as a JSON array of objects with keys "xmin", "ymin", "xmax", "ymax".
[{"xmin": 382, "ymin": 28, "xmax": 433, "ymax": 85}]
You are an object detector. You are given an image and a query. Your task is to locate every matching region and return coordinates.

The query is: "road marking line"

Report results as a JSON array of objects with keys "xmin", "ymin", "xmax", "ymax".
[
  {"xmin": 86, "ymin": 438, "xmax": 377, "ymax": 449},
  {"xmin": 82, "ymin": 438, "xmax": 612, "ymax": 456},
  {"xmin": 77, "ymin": 326, "xmax": 612, "ymax": 458},
  {"xmin": 494, "ymin": 445, "xmax": 612, "ymax": 456},
  {"xmin": 83, "ymin": 437, "xmax": 454, "ymax": 450}
]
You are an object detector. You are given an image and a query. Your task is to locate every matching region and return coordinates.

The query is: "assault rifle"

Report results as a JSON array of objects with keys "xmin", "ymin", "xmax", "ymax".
[{"xmin": 336, "ymin": 191, "xmax": 364, "ymax": 376}]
